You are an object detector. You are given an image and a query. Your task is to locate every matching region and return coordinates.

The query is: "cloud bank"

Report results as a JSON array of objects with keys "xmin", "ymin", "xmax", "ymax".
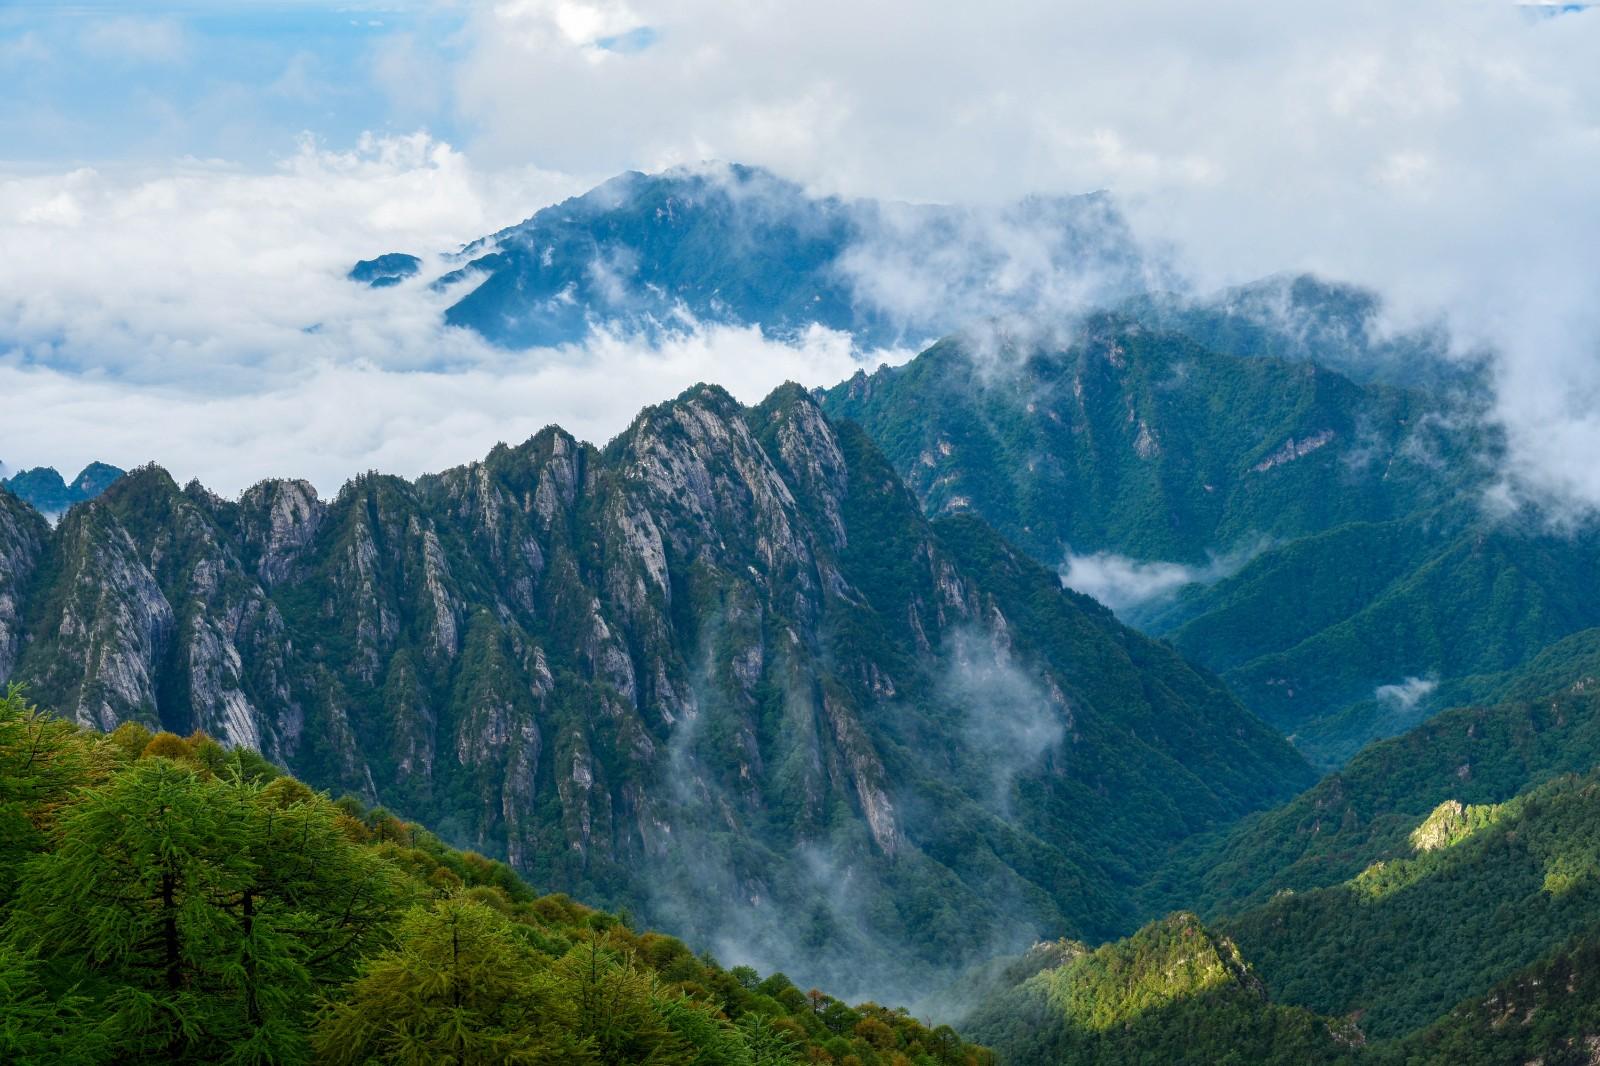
[
  {"xmin": 0, "ymin": 134, "xmax": 900, "ymax": 493},
  {"xmin": 5, "ymin": 1, "xmax": 1600, "ymax": 524},
  {"xmin": 1375, "ymin": 676, "xmax": 1440, "ymax": 715},
  {"xmin": 452, "ymin": 0, "xmax": 1600, "ymax": 519},
  {"xmin": 1060, "ymin": 540, "xmax": 1268, "ymax": 617}
]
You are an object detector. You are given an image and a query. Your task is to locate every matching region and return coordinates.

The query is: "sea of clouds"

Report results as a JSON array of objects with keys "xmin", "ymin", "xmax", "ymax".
[{"xmin": 2, "ymin": 0, "xmax": 1598, "ymax": 522}]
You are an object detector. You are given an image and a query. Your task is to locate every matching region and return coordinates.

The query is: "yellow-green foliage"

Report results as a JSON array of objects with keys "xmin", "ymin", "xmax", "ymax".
[
  {"xmin": 1407, "ymin": 799, "xmax": 1503, "ymax": 853},
  {"xmin": 0, "ymin": 687, "xmax": 992, "ymax": 1066}
]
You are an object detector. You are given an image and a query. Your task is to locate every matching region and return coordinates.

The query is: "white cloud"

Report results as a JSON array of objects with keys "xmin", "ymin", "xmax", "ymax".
[
  {"xmin": 447, "ymin": 0, "xmax": 1600, "ymax": 519},
  {"xmin": 1375, "ymin": 675, "xmax": 1439, "ymax": 713},
  {"xmin": 0, "ymin": 132, "xmax": 1110, "ymax": 499},
  {"xmin": 1060, "ymin": 554, "xmax": 1204, "ymax": 615},
  {"xmin": 5, "ymin": 131, "xmax": 1120, "ymax": 498},
  {"xmin": 0, "ymin": 133, "xmax": 906, "ymax": 494},
  {"xmin": 1060, "ymin": 541, "xmax": 1266, "ymax": 615},
  {"xmin": 0, "ymin": 323, "xmax": 884, "ymax": 495}
]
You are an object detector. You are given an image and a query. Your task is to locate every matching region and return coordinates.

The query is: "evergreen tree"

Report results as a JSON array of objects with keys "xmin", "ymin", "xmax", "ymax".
[
  {"xmin": 0, "ymin": 684, "xmax": 92, "ymax": 904},
  {"xmin": 313, "ymin": 896, "xmax": 591, "ymax": 1065}
]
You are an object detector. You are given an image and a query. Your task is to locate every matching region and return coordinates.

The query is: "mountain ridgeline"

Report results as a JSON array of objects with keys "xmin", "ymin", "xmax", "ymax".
[
  {"xmin": 819, "ymin": 314, "xmax": 1600, "ymax": 770},
  {"xmin": 0, "ymin": 383, "xmax": 1310, "ymax": 1002},
  {"xmin": 351, "ymin": 163, "xmax": 1154, "ymax": 350}
]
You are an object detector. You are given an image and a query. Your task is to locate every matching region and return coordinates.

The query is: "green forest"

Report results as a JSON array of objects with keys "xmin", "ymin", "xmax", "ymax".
[
  {"xmin": 964, "ymin": 684, "xmax": 1600, "ymax": 1065},
  {"xmin": 0, "ymin": 685, "xmax": 991, "ymax": 1066}
]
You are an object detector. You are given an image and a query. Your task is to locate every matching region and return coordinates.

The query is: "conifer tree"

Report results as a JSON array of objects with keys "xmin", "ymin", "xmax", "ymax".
[
  {"xmin": 8, "ymin": 757, "xmax": 273, "ymax": 1059},
  {"xmin": 0, "ymin": 685, "xmax": 92, "ymax": 904},
  {"xmin": 314, "ymin": 896, "xmax": 592, "ymax": 1065}
]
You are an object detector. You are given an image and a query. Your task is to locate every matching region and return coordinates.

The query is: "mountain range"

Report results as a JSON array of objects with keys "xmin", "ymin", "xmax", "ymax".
[
  {"xmin": 6, "ymin": 162, "xmax": 1600, "ymax": 1062},
  {"xmin": 0, "ymin": 382, "xmax": 1310, "ymax": 1003}
]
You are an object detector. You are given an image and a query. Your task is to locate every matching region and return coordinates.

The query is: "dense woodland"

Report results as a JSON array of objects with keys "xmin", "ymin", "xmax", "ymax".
[
  {"xmin": 0, "ymin": 686, "xmax": 991, "ymax": 1065},
  {"xmin": 966, "ymin": 665, "xmax": 1600, "ymax": 1065}
]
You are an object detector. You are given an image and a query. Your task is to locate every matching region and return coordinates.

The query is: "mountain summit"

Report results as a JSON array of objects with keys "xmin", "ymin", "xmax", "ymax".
[{"xmin": 352, "ymin": 163, "xmax": 1154, "ymax": 350}]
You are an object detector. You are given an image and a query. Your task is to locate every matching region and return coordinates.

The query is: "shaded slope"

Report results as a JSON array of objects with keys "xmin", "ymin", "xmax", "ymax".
[
  {"xmin": 817, "ymin": 316, "xmax": 1600, "ymax": 768},
  {"xmin": 1144, "ymin": 667, "xmax": 1600, "ymax": 918},
  {"xmin": 819, "ymin": 314, "xmax": 1467, "ymax": 567}
]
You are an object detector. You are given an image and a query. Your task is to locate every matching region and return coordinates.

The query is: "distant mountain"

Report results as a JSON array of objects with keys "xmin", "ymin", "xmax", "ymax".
[
  {"xmin": 819, "ymin": 313, "xmax": 1472, "ymax": 567},
  {"xmin": 1148, "ymin": 511, "xmax": 1600, "ymax": 767},
  {"xmin": 1122, "ymin": 273, "xmax": 1485, "ymax": 393},
  {"xmin": 353, "ymin": 163, "xmax": 1154, "ymax": 350},
  {"xmin": 2, "ymin": 461, "xmax": 123, "ymax": 516},
  {"xmin": 0, "ymin": 383, "xmax": 1308, "ymax": 1001}
]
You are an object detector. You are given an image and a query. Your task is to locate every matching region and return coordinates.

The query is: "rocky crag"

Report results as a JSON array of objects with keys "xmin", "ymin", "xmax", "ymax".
[{"xmin": 0, "ymin": 383, "xmax": 1310, "ymax": 997}]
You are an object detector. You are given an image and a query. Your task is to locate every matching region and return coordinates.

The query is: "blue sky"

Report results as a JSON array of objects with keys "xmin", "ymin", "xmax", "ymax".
[{"xmin": 0, "ymin": 1, "xmax": 466, "ymax": 165}]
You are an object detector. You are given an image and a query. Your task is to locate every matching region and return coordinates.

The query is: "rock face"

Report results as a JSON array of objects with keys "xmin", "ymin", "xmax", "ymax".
[
  {"xmin": 0, "ymin": 490, "xmax": 49, "ymax": 682},
  {"xmin": 0, "ymin": 383, "xmax": 1311, "ymax": 999}
]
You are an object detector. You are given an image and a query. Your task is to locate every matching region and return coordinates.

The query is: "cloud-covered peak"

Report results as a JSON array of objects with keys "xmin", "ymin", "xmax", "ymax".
[{"xmin": 366, "ymin": 160, "xmax": 1154, "ymax": 352}]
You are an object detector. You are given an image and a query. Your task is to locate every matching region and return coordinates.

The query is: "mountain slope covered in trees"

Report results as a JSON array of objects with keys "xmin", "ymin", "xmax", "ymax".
[
  {"xmin": 965, "ymin": 656, "xmax": 1600, "ymax": 1064},
  {"xmin": 968, "ymin": 773, "xmax": 1600, "ymax": 1063},
  {"xmin": 0, "ymin": 686, "xmax": 991, "ymax": 1065},
  {"xmin": 819, "ymin": 315, "xmax": 1600, "ymax": 768},
  {"xmin": 0, "ymin": 384, "xmax": 1309, "ymax": 1001}
]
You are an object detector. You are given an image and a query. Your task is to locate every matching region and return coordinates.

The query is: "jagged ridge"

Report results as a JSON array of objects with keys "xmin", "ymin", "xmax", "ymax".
[{"xmin": 0, "ymin": 382, "xmax": 1309, "ymax": 1000}]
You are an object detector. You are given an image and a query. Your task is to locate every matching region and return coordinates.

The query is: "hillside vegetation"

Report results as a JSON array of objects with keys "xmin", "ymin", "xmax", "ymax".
[
  {"xmin": 0, "ymin": 685, "xmax": 990, "ymax": 1066},
  {"xmin": 967, "ymin": 666, "xmax": 1600, "ymax": 1064}
]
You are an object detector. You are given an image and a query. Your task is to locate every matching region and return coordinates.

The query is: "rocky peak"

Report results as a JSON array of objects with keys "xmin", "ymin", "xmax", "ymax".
[{"xmin": 239, "ymin": 478, "xmax": 325, "ymax": 586}]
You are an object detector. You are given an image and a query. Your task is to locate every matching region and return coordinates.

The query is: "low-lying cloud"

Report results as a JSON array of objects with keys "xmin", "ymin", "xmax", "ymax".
[
  {"xmin": 1375, "ymin": 675, "xmax": 1440, "ymax": 714},
  {"xmin": 0, "ymin": 325, "xmax": 888, "ymax": 495},
  {"xmin": 942, "ymin": 628, "xmax": 1067, "ymax": 813},
  {"xmin": 0, "ymin": 135, "xmax": 907, "ymax": 494},
  {"xmin": 1060, "ymin": 540, "xmax": 1267, "ymax": 617},
  {"xmin": 1061, "ymin": 554, "xmax": 1207, "ymax": 615}
]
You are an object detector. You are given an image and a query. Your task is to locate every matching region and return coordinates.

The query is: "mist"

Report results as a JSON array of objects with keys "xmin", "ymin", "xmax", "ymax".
[
  {"xmin": 450, "ymin": 0, "xmax": 1600, "ymax": 524},
  {"xmin": 1061, "ymin": 540, "xmax": 1268, "ymax": 619},
  {"xmin": 633, "ymin": 614, "xmax": 1071, "ymax": 1013},
  {"xmin": 1375, "ymin": 676, "xmax": 1440, "ymax": 715}
]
